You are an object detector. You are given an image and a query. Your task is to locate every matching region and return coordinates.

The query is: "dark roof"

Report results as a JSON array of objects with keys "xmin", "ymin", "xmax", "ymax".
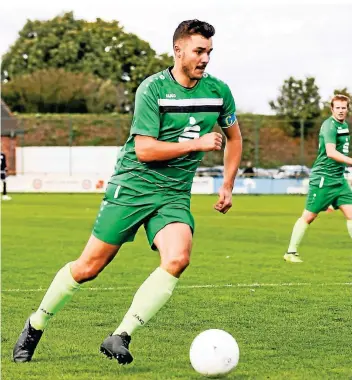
[{"xmin": 1, "ymin": 100, "xmax": 18, "ymax": 136}]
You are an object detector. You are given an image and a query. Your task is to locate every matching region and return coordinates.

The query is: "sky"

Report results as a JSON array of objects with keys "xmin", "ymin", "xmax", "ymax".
[{"xmin": 1, "ymin": 0, "xmax": 352, "ymax": 114}]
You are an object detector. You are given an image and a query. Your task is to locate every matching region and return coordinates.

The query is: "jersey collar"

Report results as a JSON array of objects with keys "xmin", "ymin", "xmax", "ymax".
[{"xmin": 167, "ymin": 67, "xmax": 201, "ymax": 91}]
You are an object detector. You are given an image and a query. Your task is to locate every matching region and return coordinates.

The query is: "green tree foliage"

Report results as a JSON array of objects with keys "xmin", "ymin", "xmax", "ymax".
[
  {"xmin": 269, "ymin": 76, "xmax": 321, "ymax": 136},
  {"xmin": 2, "ymin": 12, "xmax": 173, "ymax": 110},
  {"xmin": 2, "ymin": 68, "xmax": 127, "ymax": 113}
]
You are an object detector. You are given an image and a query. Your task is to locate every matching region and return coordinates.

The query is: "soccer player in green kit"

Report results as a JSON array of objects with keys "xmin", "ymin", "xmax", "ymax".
[
  {"xmin": 13, "ymin": 20, "xmax": 242, "ymax": 364},
  {"xmin": 284, "ymin": 95, "xmax": 352, "ymax": 263}
]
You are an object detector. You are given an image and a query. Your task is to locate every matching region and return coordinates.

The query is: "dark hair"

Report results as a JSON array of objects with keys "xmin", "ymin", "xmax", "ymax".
[{"xmin": 173, "ymin": 19, "xmax": 215, "ymax": 45}]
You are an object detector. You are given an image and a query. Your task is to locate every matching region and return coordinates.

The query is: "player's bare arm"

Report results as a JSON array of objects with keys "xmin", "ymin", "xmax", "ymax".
[
  {"xmin": 326, "ymin": 143, "xmax": 352, "ymax": 165},
  {"xmin": 134, "ymin": 133, "xmax": 222, "ymax": 162},
  {"xmin": 214, "ymin": 121, "xmax": 242, "ymax": 214}
]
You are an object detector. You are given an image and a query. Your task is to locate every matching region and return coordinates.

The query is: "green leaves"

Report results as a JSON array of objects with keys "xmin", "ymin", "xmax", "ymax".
[
  {"xmin": 2, "ymin": 68, "xmax": 128, "ymax": 113},
  {"xmin": 1, "ymin": 12, "xmax": 173, "ymax": 112},
  {"xmin": 269, "ymin": 77, "xmax": 321, "ymax": 136},
  {"xmin": 270, "ymin": 78, "xmax": 351, "ymax": 137}
]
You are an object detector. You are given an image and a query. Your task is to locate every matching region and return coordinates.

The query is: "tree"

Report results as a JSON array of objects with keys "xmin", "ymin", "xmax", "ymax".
[
  {"xmin": 1, "ymin": 12, "xmax": 173, "ymax": 111},
  {"xmin": 269, "ymin": 77, "xmax": 321, "ymax": 136},
  {"xmin": 1, "ymin": 68, "xmax": 127, "ymax": 113}
]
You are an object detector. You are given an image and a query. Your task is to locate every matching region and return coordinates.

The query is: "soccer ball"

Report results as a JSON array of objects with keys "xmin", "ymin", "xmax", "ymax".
[{"xmin": 189, "ymin": 329, "xmax": 239, "ymax": 377}]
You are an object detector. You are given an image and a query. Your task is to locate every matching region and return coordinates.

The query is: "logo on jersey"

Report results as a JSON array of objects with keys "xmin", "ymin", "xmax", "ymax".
[
  {"xmin": 343, "ymin": 139, "xmax": 349, "ymax": 154},
  {"xmin": 178, "ymin": 117, "xmax": 200, "ymax": 142},
  {"xmin": 166, "ymin": 93, "xmax": 176, "ymax": 98}
]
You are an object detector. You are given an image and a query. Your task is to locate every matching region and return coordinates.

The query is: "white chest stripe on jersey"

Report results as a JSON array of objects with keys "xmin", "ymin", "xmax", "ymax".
[
  {"xmin": 158, "ymin": 98, "xmax": 223, "ymax": 107},
  {"xmin": 337, "ymin": 128, "xmax": 349, "ymax": 134}
]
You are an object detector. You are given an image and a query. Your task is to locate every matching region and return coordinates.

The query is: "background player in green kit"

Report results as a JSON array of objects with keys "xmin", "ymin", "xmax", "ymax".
[
  {"xmin": 284, "ymin": 95, "xmax": 352, "ymax": 263},
  {"xmin": 13, "ymin": 20, "xmax": 243, "ymax": 364}
]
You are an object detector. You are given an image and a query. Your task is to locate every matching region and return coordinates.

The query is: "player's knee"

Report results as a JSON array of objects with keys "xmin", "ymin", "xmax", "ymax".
[
  {"xmin": 163, "ymin": 253, "xmax": 190, "ymax": 275},
  {"xmin": 305, "ymin": 215, "xmax": 316, "ymax": 224},
  {"xmin": 302, "ymin": 212, "xmax": 316, "ymax": 224},
  {"xmin": 177, "ymin": 254, "xmax": 190, "ymax": 271},
  {"xmin": 71, "ymin": 260, "xmax": 101, "ymax": 283}
]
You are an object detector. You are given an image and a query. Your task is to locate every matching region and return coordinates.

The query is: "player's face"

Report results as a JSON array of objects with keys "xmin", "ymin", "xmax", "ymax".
[
  {"xmin": 178, "ymin": 34, "xmax": 213, "ymax": 80},
  {"xmin": 331, "ymin": 100, "xmax": 349, "ymax": 122}
]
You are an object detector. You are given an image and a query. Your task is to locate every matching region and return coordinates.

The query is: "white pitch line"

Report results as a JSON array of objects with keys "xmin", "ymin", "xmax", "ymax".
[{"xmin": 2, "ymin": 282, "xmax": 352, "ymax": 293}]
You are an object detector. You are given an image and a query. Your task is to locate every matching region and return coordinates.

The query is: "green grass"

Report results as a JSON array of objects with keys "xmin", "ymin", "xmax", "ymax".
[{"xmin": 2, "ymin": 194, "xmax": 351, "ymax": 379}]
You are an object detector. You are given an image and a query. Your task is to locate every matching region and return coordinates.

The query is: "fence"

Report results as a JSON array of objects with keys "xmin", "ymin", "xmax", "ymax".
[
  {"xmin": 6, "ymin": 174, "xmax": 312, "ymax": 194},
  {"xmin": 2, "ymin": 114, "xmax": 351, "ymax": 175}
]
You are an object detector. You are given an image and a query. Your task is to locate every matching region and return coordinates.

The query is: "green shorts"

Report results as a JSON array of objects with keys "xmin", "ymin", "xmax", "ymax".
[
  {"xmin": 305, "ymin": 180, "xmax": 352, "ymax": 213},
  {"xmin": 92, "ymin": 183, "xmax": 194, "ymax": 249}
]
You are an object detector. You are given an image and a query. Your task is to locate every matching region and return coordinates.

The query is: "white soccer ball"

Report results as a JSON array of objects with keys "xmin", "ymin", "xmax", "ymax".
[{"xmin": 190, "ymin": 329, "xmax": 239, "ymax": 377}]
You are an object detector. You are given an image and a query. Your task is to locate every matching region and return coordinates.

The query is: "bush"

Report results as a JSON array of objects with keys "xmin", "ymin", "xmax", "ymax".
[{"xmin": 2, "ymin": 68, "xmax": 128, "ymax": 113}]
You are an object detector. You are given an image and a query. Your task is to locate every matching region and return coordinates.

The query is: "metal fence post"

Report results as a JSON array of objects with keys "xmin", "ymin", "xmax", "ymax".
[
  {"xmin": 116, "ymin": 117, "xmax": 120, "ymax": 147},
  {"xmin": 68, "ymin": 117, "xmax": 73, "ymax": 176},
  {"xmin": 300, "ymin": 119, "xmax": 305, "ymax": 166},
  {"xmin": 21, "ymin": 119, "xmax": 25, "ymax": 175},
  {"xmin": 255, "ymin": 118, "xmax": 260, "ymax": 168}
]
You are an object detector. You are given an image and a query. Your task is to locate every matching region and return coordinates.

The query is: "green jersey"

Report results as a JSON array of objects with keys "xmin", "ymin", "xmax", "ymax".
[
  {"xmin": 110, "ymin": 67, "xmax": 237, "ymax": 193},
  {"xmin": 310, "ymin": 116, "xmax": 350, "ymax": 187}
]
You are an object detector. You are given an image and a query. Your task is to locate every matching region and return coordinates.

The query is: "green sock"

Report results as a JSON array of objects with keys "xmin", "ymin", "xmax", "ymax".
[
  {"xmin": 288, "ymin": 218, "xmax": 309, "ymax": 253},
  {"xmin": 347, "ymin": 220, "xmax": 352, "ymax": 238},
  {"xmin": 30, "ymin": 262, "xmax": 80, "ymax": 330},
  {"xmin": 113, "ymin": 267, "xmax": 178, "ymax": 336}
]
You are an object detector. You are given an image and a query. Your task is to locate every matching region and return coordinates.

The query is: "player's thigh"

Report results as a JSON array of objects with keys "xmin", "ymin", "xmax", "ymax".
[
  {"xmin": 154, "ymin": 222, "xmax": 193, "ymax": 268},
  {"xmin": 144, "ymin": 195, "xmax": 195, "ymax": 252},
  {"xmin": 305, "ymin": 185, "xmax": 336, "ymax": 213},
  {"xmin": 339, "ymin": 204, "xmax": 352, "ymax": 219},
  {"xmin": 146, "ymin": 197, "xmax": 194, "ymax": 275},
  {"xmin": 92, "ymin": 184, "xmax": 153, "ymax": 246}
]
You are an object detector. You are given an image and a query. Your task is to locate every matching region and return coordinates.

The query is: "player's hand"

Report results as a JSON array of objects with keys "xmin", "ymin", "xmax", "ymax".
[
  {"xmin": 214, "ymin": 185, "xmax": 233, "ymax": 214},
  {"xmin": 194, "ymin": 132, "xmax": 223, "ymax": 152}
]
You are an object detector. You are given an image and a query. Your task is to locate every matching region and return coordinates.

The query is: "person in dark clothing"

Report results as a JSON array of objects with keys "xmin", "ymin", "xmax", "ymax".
[
  {"xmin": 242, "ymin": 161, "xmax": 255, "ymax": 177},
  {"xmin": 1, "ymin": 152, "xmax": 11, "ymax": 201}
]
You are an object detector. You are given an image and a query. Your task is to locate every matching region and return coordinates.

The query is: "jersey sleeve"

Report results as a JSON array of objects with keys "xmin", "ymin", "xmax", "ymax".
[
  {"xmin": 321, "ymin": 119, "xmax": 337, "ymax": 144},
  {"xmin": 130, "ymin": 80, "xmax": 160, "ymax": 138},
  {"xmin": 217, "ymin": 83, "xmax": 237, "ymax": 129}
]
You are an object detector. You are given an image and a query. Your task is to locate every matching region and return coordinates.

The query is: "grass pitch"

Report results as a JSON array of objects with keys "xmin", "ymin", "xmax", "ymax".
[{"xmin": 2, "ymin": 194, "xmax": 351, "ymax": 379}]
